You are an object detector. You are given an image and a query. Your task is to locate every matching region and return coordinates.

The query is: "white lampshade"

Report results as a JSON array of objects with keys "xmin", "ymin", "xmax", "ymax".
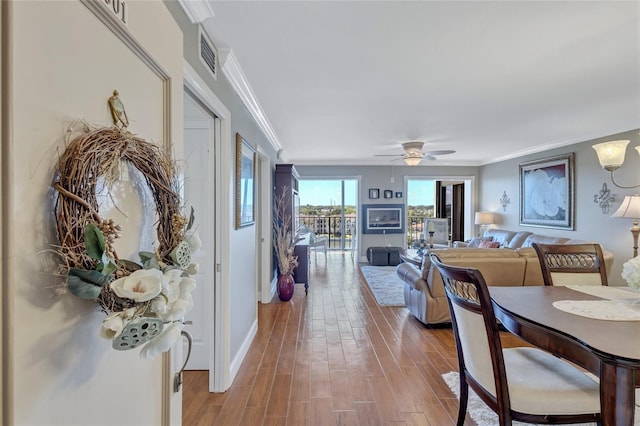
[
  {"xmin": 403, "ymin": 156, "xmax": 422, "ymax": 166},
  {"xmin": 612, "ymin": 194, "xmax": 640, "ymax": 219},
  {"xmin": 474, "ymin": 212, "xmax": 495, "ymax": 225},
  {"xmin": 592, "ymin": 140, "xmax": 630, "ymax": 171}
]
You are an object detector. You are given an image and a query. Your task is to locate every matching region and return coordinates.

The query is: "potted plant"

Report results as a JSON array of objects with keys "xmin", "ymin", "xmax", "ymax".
[{"xmin": 273, "ymin": 187, "xmax": 301, "ymax": 301}]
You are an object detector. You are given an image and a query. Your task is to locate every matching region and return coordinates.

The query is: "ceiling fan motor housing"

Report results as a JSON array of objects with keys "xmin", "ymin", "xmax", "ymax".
[{"xmin": 402, "ymin": 141, "xmax": 425, "ymax": 158}]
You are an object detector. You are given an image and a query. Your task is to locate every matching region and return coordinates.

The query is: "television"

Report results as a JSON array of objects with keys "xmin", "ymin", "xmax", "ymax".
[{"xmin": 362, "ymin": 204, "xmax": 404, "ymax": 234}]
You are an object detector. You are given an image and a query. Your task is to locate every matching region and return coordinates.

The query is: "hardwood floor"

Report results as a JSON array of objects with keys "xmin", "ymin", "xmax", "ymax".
[{"xmin": 183, "ymin": 251, "xmax": 524, "ymax": 425}]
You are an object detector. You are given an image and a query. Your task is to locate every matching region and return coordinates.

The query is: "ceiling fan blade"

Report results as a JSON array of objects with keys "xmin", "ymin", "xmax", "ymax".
[
  {"xmin": 423, "ymin": 155, "xmax": 437, "ymax": 161},
  {"xmin": 425, "ymin": 149, "xmax": 455, "ymax": 156},
  {"xmin": 374, "ymin": 154, "xmax": 403, "ymax": 157}
]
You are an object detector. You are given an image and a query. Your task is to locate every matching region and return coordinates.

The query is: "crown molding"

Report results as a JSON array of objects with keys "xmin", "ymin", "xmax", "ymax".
[
  {"xmin": 219, "ymin": 48, "xmax": 282, "ymax": 153},
  {"xmin": 177, "ymin": 0, "xmax": 215, "ymax": 24}
]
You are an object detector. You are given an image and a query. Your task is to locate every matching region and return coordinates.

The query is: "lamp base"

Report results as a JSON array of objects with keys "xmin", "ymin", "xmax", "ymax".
[{"xmin": 631, "ymin": 220, "xmax": 640, "ymax": 258}]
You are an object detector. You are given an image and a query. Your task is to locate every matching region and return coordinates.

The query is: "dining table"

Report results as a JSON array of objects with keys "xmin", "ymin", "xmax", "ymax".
[{"xmin": 489, "ymin": 285, "xmax": 640, "ymax": 426}]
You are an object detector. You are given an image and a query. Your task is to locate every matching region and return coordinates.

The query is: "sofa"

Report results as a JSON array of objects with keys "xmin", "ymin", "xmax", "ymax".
[{"xmin": 396, "ymin": 229, "xmax": 614, "ymax": 325}]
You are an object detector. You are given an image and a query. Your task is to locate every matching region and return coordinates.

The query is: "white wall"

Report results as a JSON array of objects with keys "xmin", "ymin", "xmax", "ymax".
[
  {"xmin": 6, "ymin": 1, "xmax": 183, "ymax": 424},
  {"xmin": 479, "ymin": 129, "xmax": 640, "ymax": 286}
]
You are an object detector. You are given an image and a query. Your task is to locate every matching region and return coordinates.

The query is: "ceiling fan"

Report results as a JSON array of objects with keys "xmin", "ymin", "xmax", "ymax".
[{"xmin": 375, "ymin": 141, "xmax": 456, "ymax": 166}]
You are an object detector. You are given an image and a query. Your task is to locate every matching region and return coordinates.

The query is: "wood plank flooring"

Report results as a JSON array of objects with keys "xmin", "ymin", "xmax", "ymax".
[{"xmin": 183, "ymin": 251, "xmax": 525, "ymax": 425}]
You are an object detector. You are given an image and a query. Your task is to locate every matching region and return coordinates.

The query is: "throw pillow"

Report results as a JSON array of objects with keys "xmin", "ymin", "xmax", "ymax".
[
  {"xmin": 467, "ymin": 236, "xmax": 494, "ymax": 248},
  {"xmin": 478, "ymin": 240, "xmax": 500, "ymax": 248}
]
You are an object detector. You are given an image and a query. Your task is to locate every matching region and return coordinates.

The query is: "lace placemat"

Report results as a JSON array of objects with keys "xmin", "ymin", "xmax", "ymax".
[{"xmin": 553, "ymin": 300, "xmax": 640, "ymax": 321}]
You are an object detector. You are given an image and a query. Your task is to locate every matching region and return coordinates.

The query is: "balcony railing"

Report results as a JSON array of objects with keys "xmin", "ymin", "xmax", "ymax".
[
  {"xmin": 299, "ymin": 214, "xmax": 433, "ymax": 250},
  {"xmin": 299, "ymin": 215, "xmax": 355, "ymax": 250}
]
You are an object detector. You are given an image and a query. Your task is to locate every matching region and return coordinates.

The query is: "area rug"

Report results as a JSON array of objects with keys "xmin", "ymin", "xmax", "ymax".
[
  {"xmin": 442, "ymin": 372, "xmax": 639, "ymax": 426},
  {"xmin": 359, "ymin": 265, "xmax": 405, "ymax": 306}
]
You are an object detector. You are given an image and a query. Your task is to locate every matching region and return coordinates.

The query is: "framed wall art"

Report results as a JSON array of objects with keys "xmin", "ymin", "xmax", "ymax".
[
  {"xmin": 519, "ymin": 153, "xmax": 574, "ymax": 229},
  {"xmin": 368, "ymin": 188, "xmax": 380, "ymax": 199},
  {"xmin": 383, "ymin": 189, "xmax": 393, "ymax": 199},
  {"xmin": 362, "ymin": 204, "xmax": 404, "ymax": 234},
  {"xmin": 236, "ymin": 133, "xmax": 256, "ymax": 228}
]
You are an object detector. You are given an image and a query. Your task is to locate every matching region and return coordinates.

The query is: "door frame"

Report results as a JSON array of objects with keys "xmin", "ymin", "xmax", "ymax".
[
  {"xmin": 404, "ymin": 175, "xmax": 476, "ymax": 247},
  {"xmin": 256, "ymin": 148, "xmax": 273, "ymax": 303},
  {"xmin": 183, "ymin": 61, "xmax": 231, "ymax": 392}
]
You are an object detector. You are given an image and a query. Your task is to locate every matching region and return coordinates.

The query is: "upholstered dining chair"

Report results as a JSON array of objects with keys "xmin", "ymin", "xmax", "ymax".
[
  {"xmin": 532, "ymin": 243, "xmax": 608, "ymax": 286},
  {"xmin": 299, "ymin": 225, "xmax": 328, "ymax": 258},
  {"xmin": 429, "ymin": 253, "xmax": 601, "ymax": 426}
]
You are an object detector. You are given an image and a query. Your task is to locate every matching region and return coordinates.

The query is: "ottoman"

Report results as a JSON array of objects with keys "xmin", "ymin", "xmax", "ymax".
[
  {"xmin": 387, "ymin": 247, "xmax": 402, "ymax": 266},
  {"xmin": 367, "ymin": 247, "xmax": 389, "ymax": 266}
]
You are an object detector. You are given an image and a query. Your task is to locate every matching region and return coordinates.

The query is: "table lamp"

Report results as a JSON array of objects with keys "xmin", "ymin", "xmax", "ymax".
[
  {"xmin": 474, "ymin": 212, "xmax": 495, "ymax": 237},
  {"xmin": 611, "ymin": 194, "xmax": 640, "ymax": 257}
]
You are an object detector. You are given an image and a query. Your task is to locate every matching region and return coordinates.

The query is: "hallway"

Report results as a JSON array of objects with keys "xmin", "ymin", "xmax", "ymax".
[{"xmin": 183, "ymin": 252, "xmax": 519, "ymax": 425}]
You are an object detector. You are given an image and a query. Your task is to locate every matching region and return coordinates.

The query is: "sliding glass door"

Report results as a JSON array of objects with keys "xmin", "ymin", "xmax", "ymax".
[
  {"xmin": 406, "ymin": 179, "xmax": 436, "ymax": 248},
  {"xmin": 298, "ymin": 179, "xmax": 358, "ymax": 250}
]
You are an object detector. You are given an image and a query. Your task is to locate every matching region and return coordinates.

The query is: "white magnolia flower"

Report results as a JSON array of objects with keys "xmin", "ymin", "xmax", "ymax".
[
  {"xmin": 187, "ymin": 232, "xmax": 202, "ymax": 253},
  {"xmin": 139, "ymin": 322, "xmax": 184, "ymax": 360},
  {"xmin": 100, "ymin": 311, "xmax": 125, "ymax": 340},
  {"xmin": 525, "ymin": 169, "xmax": 567, "ymax": 218},
  {"xmin": 621, "ymin": 256, "xmax": 640, "ymax": 290},
  {"xmin": 110, "ymin": 269, "xmax": 164, "ymax": 302},
  {"xmin": 150, "ymin": 295, "xmax": 168, "ymax": 316},
  {"xmin": 186, "ymin": 262, "xmax": 200, "ymax": 275},
  {"xmin": 150, "ymin": 269, "xmax": 197, "ymax": 321}
]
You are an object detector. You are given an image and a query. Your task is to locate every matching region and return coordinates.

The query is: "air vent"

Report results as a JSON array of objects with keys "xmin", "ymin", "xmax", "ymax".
[{"xmin": 199, "ymin": 26, "xmax": 217, "ymax": 81}]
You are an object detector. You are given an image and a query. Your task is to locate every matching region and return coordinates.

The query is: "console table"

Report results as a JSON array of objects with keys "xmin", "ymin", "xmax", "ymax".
[{"xmin": 293, "ymin": 233, "xmax": 310, "ymax": 294}]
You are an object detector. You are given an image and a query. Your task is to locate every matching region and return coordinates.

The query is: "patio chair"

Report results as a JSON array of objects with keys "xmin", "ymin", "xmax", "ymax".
[
  {"xmin": 347, "ymin": 221, "xmax": 357, "ymax": 259},
  {"xmin": 532, "ymin": 243, "xmax": 608, "ymax": 286},
  {"xmin": 429, "ymin": 253, "xmax": 601, "ymax": 426},
  {"xmin": 299, "ymin": 225, "xmax": 328, "ymax": 258}
]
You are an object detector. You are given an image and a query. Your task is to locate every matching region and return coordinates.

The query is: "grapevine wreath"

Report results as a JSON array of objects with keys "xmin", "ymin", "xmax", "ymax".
[{"xmin": 53, "ymin": 123, "xmax": 199, "ymax": 359}]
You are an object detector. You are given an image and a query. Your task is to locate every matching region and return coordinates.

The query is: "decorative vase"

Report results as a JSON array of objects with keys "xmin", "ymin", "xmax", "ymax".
[{"xmin": 277, "ymin": 273, "xmax": 295, "ymax": 301}]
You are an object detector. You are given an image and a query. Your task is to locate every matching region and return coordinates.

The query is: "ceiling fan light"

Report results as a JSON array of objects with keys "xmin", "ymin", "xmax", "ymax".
[{"xmin": 404, "ymin": 156, "xmax": 422, "ymax": 166}]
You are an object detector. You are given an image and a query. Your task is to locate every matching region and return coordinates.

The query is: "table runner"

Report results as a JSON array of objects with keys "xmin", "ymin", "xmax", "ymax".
[{"xmin": 553, "ymin": 286, "xmax": 640, "ymax": 321}]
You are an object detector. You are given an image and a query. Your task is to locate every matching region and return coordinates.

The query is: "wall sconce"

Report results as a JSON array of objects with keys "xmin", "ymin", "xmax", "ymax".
[
  {"xmin": 474, "ymin": 211, "xmax": 495, "ymax": 237},
  {"xmin": 612, "ymin": 194, "xmax": 640, "ymax": 257},
  {"xmin": 592, "ymin": 140, "xmax": 640, "ymax": 188},
  {"xmin": 499, "ymin": 191, "xmax": 510, "ymax": 212},
  {"xmin": 593, "ymin": 182, "xmax": 615, "ymax": 215}
]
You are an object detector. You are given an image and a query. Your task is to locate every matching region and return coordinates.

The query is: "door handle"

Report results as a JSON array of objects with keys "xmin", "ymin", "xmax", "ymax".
[{"xmin": 173, "ymin": 329, "xmax": 193, "ymax": 393}]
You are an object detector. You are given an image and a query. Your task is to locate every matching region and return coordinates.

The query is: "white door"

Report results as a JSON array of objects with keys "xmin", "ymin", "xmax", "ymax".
[
  {"xmin": 183, "ymin": 90, "xmax": 216, "ymax": 370},
  {"xmin": 7, "ymin": 1, "xmax": 183, "ymax": 425}
]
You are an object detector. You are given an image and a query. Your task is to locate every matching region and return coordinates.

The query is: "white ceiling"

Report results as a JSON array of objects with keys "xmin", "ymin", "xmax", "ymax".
[{"xmin": 201, "ymin": 1, "xmax": 640, "ymax": 167}]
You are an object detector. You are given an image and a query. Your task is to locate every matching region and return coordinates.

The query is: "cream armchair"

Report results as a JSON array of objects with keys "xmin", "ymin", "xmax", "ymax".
[{"xmin": 299, "ymin": 225, "xmax": 328, "ymax": 258}]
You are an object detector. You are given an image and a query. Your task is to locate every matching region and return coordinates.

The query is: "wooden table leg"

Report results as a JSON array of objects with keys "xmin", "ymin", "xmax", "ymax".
[{"xmin": 600, "ymin": 362, "xmax": 635, "ymax": 426}]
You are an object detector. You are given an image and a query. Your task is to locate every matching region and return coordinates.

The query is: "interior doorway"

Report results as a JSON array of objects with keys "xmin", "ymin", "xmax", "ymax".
[
  {"xmin": 183, "ymin": 88, "xmax": 217, "ymax": 373},
  {"xmin": 436, "ymin": 181, "xmax": 465, "ymax": 242}
]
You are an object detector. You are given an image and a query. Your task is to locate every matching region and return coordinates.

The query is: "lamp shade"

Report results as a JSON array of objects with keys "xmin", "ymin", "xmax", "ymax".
[
  {"xmin": 612, "ymin": 194, "xmax": 640, "ymax": 219},
  {"xmin": 474, "ymin": 212, "xmax": 495, "ymax": 225},
  {"xmin": 592, "ymin": 140, "xmax": 630, "ymax": 171},
  {"xmin": 403, "ymin": 156, "xmax": 422, "ymax": 166}
]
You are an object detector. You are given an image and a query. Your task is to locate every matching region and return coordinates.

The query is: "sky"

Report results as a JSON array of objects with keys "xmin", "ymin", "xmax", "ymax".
[{"xmin": 298, "ymin": 179, "xmax": 435, "ymax": 206}]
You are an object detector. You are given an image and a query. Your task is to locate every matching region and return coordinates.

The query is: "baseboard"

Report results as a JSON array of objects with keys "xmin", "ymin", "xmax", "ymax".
[{"xmin": 229, "ymin": 318, "xmax": 258, "ymax": 384}]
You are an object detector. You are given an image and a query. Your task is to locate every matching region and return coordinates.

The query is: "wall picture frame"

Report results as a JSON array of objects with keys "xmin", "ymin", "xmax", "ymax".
[
  {"xmin": 395, "ymin": 191, "xmax": 402, "ymax": 198},
  {"xmin": 362, "ymin": 204, "xmax": 404, "ymax": 234},
  {"xmin": 369, "ymin": 188, "xmax": 380, "ymax": 199},
  {"xmin": 519, "ymin": 153, "xmax": 574, "ymax": 229},
  {"xmin": 235, "ymin": 133, "xmax": 256, "ymax": 228},
  {"xmin": 383, "ymin": 189, "xmax": 393, "ymax": 199}
]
